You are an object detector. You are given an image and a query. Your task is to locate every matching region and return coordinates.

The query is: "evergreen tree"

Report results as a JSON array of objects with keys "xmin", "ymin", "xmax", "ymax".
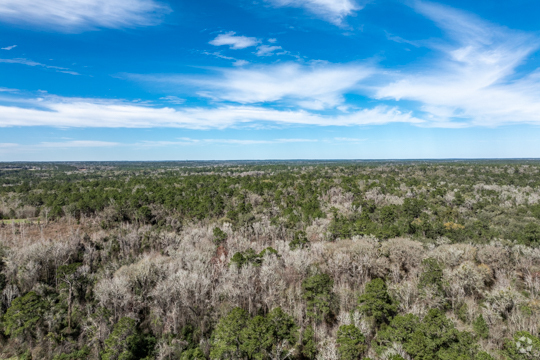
[
  {"xmin": 336, "ymin": 324, "xmax": 366, "ymax": 360},
  {"xmin": 302, "ymin": 273, "xmax": 337, "ymax": 323},
  {"xmin": 358, "ymin": 278, "xmax": 397, "ymax": 326}
]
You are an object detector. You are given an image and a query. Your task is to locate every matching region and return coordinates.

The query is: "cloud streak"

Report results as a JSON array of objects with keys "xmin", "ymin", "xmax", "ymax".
[
  {"xmin": 375, "ymin": 1, "xmax": 540, "ymax": 127},
  {"xmin": 188, "ymin": 62, "xmax": 374, "ymax": 110},
  {"xmin": 267, "ymin": 0, "xmax": 361, "ymax": 25},
  {"xmin": 0, "ymin": 0, "xmax": 170, "ymax": 31},
  {"xmin": 0, "ymin": 95, "xmax": 422, "ymax": 129},
  {"xmin": 0, "ymin": 58, "xmax": 79, "ymax": 75},
  {"xmin": 1, "ymin": 45, "xmax": 16, "ymax": 50},
  {"xmin": 209, "ymin": 32, "xmax": 260, "ymax": 49}
]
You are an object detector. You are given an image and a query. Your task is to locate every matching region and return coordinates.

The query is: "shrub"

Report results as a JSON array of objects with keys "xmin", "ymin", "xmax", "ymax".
[
  {"xmin": 472, "ymin": 315, "xmax": 489, "ymax": 339},
  {"xmin": 213, "ymin": 227, "xmax": 228, "ymax": 246},
  {"xmin": 502, "ymin": 331, "xmax": 540, "ymax": 360},
  {"xmin": 290, "ymin": 230, "xmax": 309, "ymax": 250}
]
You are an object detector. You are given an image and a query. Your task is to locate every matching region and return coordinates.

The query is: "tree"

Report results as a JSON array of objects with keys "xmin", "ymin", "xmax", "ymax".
[
  {"xmin": 419, "ymin": 258, "xmax": 444, "ymax": 296},
  {"xmin": 302, "ymin": 273, "xmax": 337, "ymax": 323},
  {"xmin": 240, "ymin": 315, "xmax": 272, "ymax": 360},
  {"xmin": 300, "ymin": 326, "xmax": 317, "ymax": 360},
  {"xmin": 358, "ymin": 279, "xmax": 397, "ymax": 326},
  {"xmin": 3, "ymin": 291, "xmax": 46, "ymax": 340},
  {"xmin": 102, "ymin": 317, "xmax": 154, "ymax": 360},
  {"xmin": 265, "ymin": 307, "xmax": 298, "ymax": 360},
  {"xmin": 57, "ymin": 262, "xmax": 88, "ymax": 330},
  {"xmin": 403, "ymin": 309, "xmax": 477, "ymax": 360},
  {"xmin": 336, "ymin": 324, "xmax": 366, "ymax": 360},
  {"xmin": 210, "ymin": 307, "xmax": 249, "ymax": 359}
]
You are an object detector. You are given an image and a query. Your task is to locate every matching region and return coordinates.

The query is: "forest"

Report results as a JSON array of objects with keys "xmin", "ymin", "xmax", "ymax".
[{"xmin": 0, "ymin": 160, "xmax": 539, "ymax": 360}]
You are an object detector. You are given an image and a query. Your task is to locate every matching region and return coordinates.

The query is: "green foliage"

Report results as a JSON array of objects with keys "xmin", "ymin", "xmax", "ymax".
[
  {"xmin": 358, "ymin": 279, "xmax": 398, "ymax": 326},
  {"xmin": 419, "ymin": 258, "xmax": 445, "ymax": 296},
  {"xmin": 502, "ymin": 331, "xmax": 540, "ymax": 360},
  {"xmin": 211, "ymin": 307, "xmax": 297, "ymax": 360},
  {"xmin": 375, "ymin": 313, "xmax": 420, "ymax": 351},
  {"xmin": 290, "ymin": 230, "xmax": 309, "ymax": 250},
  {"xmin": 336, "ymin": 324, "xmax": 366, "ymax": 360},
  {"xmin": 180, "ymin": 348, "xmax": 206, "ymax": 360},
  {"xmin": 213, "ymin": 227, "xmax": 228, "ymax": 246},
  {"xmin": 52, "ymin": 346, "xmax": 90, "ymax": 360},
  {"xmin": 229, "ymin": 247, "xmax": 279, "ymax": 268},
  {"xmin": 3, "ymin": 291, "xmax": 46, "ymax": 339},
  {"xmin": 472, "ymin": 315, "xmax": 489, "ymax": 339},
  {"xmin": 302, "ymin": 273, "xmax": 337, "ymax": 323},
  {"xmin": 516, "ymin": 223, "xmax": 540, "ymax": 246},
  {"xmin": 210, "ymin": 307, "xmax": 249, "ymax": 359},
  {"xmin": 475, "ymin": 352, "xmax": 495, "ymax": 360},
  {"xmin": 301, "ymin": 325, "xmax": 317, "ymax": 359},
  {"xmin": 377, "ymin": 309, "xmax": 478, "ymax": 359},
  {"xmin": 378, "ymin": 309, "xmax": 478, "ymax": 360},
  {"xmin": 456, "ymin": 303, "xmax": 469, "ymax": 323},
  {"xmin": 101, "ymin": 317, "xmax": 155, "ymax": 360}
]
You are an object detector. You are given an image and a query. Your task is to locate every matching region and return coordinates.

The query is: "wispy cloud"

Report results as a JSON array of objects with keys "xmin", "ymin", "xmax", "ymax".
[
  {"xmin": 255, "ymin": 45, "xmax": 283, "ymax": 56},
  {"xmin": 0, "ymin": 95, "xmax": 421, "ymax": 128},
  {"xmin": 209, "ymin": 32, "xmax": 260, "ymax": 49},
  {"xmin": 1, "ymin": 45, "xmax": 16, "ymax": 50},
  {"xmin": 159, "ymin": 96, "xmax": 185, "ymax": 104},
  {"xmin": 0, "ymin": 0, "xmax": 170, "ymax": 32},
  {"xmin": 187, "ymin": 62, "xmax": 374, "ymax": 110},
  {"xmin": 375, "ymin": 1, "xmax": 540, "ymax": 127},
  {"xmin": 267, "ymin": 0, "xmax": 362, "ymax": 25},
  {"xmin": 0, "ymin": 58, "xmax": 79, "ymax": 75}
]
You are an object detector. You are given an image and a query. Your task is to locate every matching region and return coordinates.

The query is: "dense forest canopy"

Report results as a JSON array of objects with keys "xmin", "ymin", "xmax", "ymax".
[{"xmin": 0, "ymin": 160, "xmax": 539, "ymax": 359}]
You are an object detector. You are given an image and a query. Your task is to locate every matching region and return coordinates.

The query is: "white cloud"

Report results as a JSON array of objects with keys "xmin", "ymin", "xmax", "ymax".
[
  {"xmin": 0, "ymin": 95, "xmax": 421, "ymax": 129},
  {"xmin": 375, "ymin": 1, "xmax": 540, "ymax": 127},
  {"xmin": 209, "ymin": 32, "xmax": 260, "ymax": 49},
  {"xmin": 255, "ymin": 45, "xmax": 283, "ymax": 56},
  {"xmin": 0, "ymin": 58, "xmax": 79, "ymax": 75},
  {"xmin": 190, "ymin": 62, "xmax": 373, "ymax": 109},
  {"xmin": 159, "ymin": 96, "xmax": 185, "ymax": 104},
  {"xmin": 267, "ymin": 0, "xmax": 361, "ymax": 25},
  {"xmin": 233, "ymin": 60, "xmax": 249, "ymax": 67},
  {"xmin": 1, "ymin": 45, "xmax": 16, "ymax": 50},
  {"xmin": 0, "ymin": 0, "xmax": 170, "ymax": 31},
  {"xmin": 0, "ymin": 87, "xmax": 17, "ymax": 92}
]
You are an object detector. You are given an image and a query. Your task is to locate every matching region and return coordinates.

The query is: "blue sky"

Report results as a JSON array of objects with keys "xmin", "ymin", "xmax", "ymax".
[{"xmin": 1, "ymin": 0, "xmax": 540, "ymax": 160}]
